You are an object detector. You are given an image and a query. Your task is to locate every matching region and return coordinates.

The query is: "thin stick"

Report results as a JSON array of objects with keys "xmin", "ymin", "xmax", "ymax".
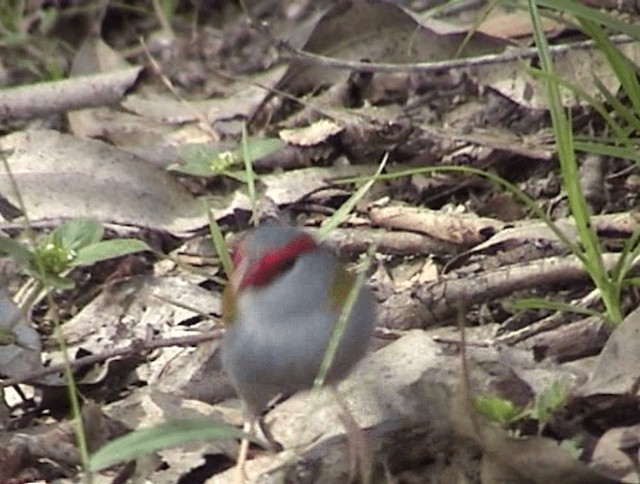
[
  {"xmin": 331, "ymin": 387, "xmax": 372, "ymax": 484},
  {"xmin": 1, "ymin": 330, "xmax": 224, "ymax": 388}
]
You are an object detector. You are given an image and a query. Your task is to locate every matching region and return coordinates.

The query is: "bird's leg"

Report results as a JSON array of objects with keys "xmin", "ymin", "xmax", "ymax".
[
  {"xmin": 330, "ymin": 387, "xmax": 373, "ymax": 484},
  {"xmin": 234, "ymin": 413, "xmax": 283, "ymax": 483},
  {"xmin": 257, "ymin": 415, "xmax": 283, "ymax": 452},
  {"xmin": 235, "ymin": 418, "xmax": 254, "ymax": 483}
]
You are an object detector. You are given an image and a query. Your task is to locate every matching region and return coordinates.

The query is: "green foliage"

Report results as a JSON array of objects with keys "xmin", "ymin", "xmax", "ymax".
[
  {"xmin": 536, "ymin": 0, "xmax": 640, "ymax": 40},
  {"xmin": 170, "ymin": 137, "xmax": 284, "ymax": 180},
  {"xmin": 475, "ymin": 395, "xmax": 523, "ymax": 426},
  {"xmin": 560, "ymin": 437, "xmax": 583, "ymax": 459},
  {"xmin": 475, "ymin": 379, "xmax": 569, "ymax": 433},
  {"xmin": 207, "ymin": 202, "xmax": 234, "ymax": 279},
  {"xmin": 317, "ymin": 154, "xmax": 388, "ymax": 239},
  {"xmin": 158, "ymin": 0, "xmax": 179, "ymax": 20},
  {"xmin": 0, "ymin": 0, "xmax": 25, "ymax": 39},
  {"xmin": 531, "ymin": 380, "xmax": 569, "ymax": 428},
  {"xmin": 0, "ymin": 217, "xmax": 150, "ymax": 289},
  {"xmin": 527, "ymin": 0, "xmax": 640, "ymax": 324},
  {"xmin": 0, "ymin": 0, "xmax": 66, "ymax": 80},
  {"xmin": 505, "ymin": 298, "xmax": 601, "ymax": 318},
  {"xmin": 89, "ymin": 419, "xmax": 261, "ymax": 472}
]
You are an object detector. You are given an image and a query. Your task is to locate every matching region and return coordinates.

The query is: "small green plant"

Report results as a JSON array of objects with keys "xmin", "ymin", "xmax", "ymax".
[
  {"xmin": 475, "ymin": 395, "xmax": 524, "ymax": 427},
  {"xmin": 475, "ymin": 379, "xmax": 569, "ymax": 434},
  {"xmin": 0, "ymin": 217, "xmax": 150, "ymax": 291},
  {"xmin": 0, "ymin": 217, "xmax": 150, "ymax": 472},
  {"xmin": 202, "ymin": 127, "xmax": 285, "ymax": 277},
  {"xmin": 527, "ymin": 0, "xmax": 640, "ymax": 325},
  {"xmin": 169, "ymin": 136, "xmax": 284, "ymax": 180},
  {"xmin": 530, "ymin": 379, "xmax": 569, "ymax": 433}
]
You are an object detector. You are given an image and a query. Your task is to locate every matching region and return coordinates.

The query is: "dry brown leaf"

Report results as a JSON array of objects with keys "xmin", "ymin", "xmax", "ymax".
[
  {"xmin": 578, "ymin": 306, "xmax": 640, "ymax": 397},
  {"xmin": 0, "ymin": 130, "xmax": 204, "ymax": 235}
]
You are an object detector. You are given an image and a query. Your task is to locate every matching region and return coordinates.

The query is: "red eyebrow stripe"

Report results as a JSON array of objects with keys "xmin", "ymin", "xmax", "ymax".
[{"xmin": 239, "ymin": 233, "xmax": 316, "ymax": 289}]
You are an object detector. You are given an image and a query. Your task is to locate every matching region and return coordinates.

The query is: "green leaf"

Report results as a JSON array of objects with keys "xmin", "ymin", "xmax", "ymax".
[
  {"xmin": 241, "ymin": 137, "xmax": 284, "ymax": 163},
  {"xmin": 318, "ymin": 153, "xmax": 388, "ymax": 238},
  {"xmin": 73, "ymin": 239, "xmax": 150, "ymax": 266},
  {"xmin": 52, "ymin": 218, "xmax": 103, "ymax": 251},
  {"xmin": 171, "ymin": 144, "xmax": 235, "ymax": 177},
  {"xmin": 574, "ymin": 140, "xmax": 640, "ymax": 165},
  {"xmin": 0, "ymin": 236, "xmax": 33, "ymax": 263},
  {"xmin": 206, "ymin": 202, "xmax": 233, "ymax": 279},
  {"xmin": 89, "ymin": 419, "xmax": 259, "ymax": 472},
  {"xmin": 506, "ymin": 298, "xmax": 601, "ymax": 318},
  {"xmin": 559, "ymin": 437, "xmax": 583, "ymax": 459},
  {"xmin": 241, "ymin": 123, "xmax": 258, "ymax": 224},
  {"xmin": 39, "ymin": 272, "xmax": 75, "ymax": 290},
  {"xmin": 537, "ymin": 0, "xmax": 640, "ymax": 40},
  {"xmin": 532, "ymin": 380, "xmax": 569, "ymax": 425},
  {"xmin": 35, "ymin": 238, "xmax": 75, "ymax": 275},
  {"xmin": 475, "ymin": 395, "xmax": 522, "ymax": 426},
  {"xmin": 171, "ymin": 138, "xmax": 282, "ymax": 178}
]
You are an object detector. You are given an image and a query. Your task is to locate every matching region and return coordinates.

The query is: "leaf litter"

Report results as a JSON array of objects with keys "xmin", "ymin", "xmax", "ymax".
[{"xmin": 0, "ymin": 0, "xmax": 638, "ymax": 482}]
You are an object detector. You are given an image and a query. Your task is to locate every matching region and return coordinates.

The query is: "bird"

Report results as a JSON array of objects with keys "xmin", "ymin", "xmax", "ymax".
[{"xmin": 221, "ymin": 225, "xmax": 376, "ymax": 477}]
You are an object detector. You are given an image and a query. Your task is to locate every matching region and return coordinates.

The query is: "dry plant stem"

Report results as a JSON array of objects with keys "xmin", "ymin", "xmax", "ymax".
[
  {"xmin": 455, "ymin": 304, "xmax": 486, "ymax": 452},
  {"xmin": 1, "ymin": 329, "xmax": 224, "ymax": 388},
  {"xmin": 330, "ymin": 387, "xmax": 372, "ymax": 484},
  {"xmin": 140, "ymin": 40, "xmax": 218, "ymax": 139},
  {"xmin": 250, "ymin": 15, "xmax": 633, "ymax": 74},
  {"xmin": 150, "ymin": 0, "xmax": 176, "ymax": 39},
  {"xmin": 0, "ymin": 67, "xmax": 142, "ymax": 121}
]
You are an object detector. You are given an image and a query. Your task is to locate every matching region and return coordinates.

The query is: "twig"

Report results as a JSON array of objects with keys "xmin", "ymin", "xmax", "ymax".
[
  {"xmin": 1, "ymin": 329, "xmax": 224, "ymax": 388},
  {"xmin": 251, "ymin": 17, "xmax": 634, "ymax": 74}
]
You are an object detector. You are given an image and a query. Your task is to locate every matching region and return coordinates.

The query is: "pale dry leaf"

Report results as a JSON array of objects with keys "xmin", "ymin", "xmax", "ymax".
[
  {"xmin": 591, "ymin": 426, "xmax": 640, "ymax": 483},
  {"xmin": 210, "ymin": 165, "xmax": 375, "ymax": 220},
  {"xmin": 578, "ymin": 306, "xmax": 640, "ymax": 397},
  {"xmin": 0, "ymin": 130, "xmax": 204, "ymax": 235},
  {"xmin": 68, "ymin": 37, "xmax": 132, "ymax": 138},
  {"xmin": 484, "ymin": 41, "xmax": 640, "ymax": 109},
  {"xmin": 279, "ymin": 119, "xmax": 344, "ymax": 146},
  {"xmin": 478, "ymin": 9, "xmax": 564, "ymax": 40},
  {"xmin": 268, "ymin": 0, "xmax": 505, "ymax": 101}
]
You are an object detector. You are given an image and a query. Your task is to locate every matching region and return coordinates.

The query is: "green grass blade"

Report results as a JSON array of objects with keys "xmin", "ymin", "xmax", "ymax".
[
  {"xmin": 89, "ymin": 419, "xmax": 259, "ymax": 472},
  {"xmin": 206, "ymin": 200, "xmax": 234, "ymax": 279},
  {"xmin": 528, "ymin": 0, "xmax": 620, "ymax": 323},
  {"xmin": 574, "ymin": 141, "xmax": 640, "ymax": 164},
  {"xmin": 317, "ymin": 154, "xmax": 388, "ymax": 239},
  {"xmin": 240, "ymin": 123, "xmax": 258, "ymax": 226},
  {"xmin": 537, "ymin": 0, "xmax": 640, "ymax": 40},
  {"xmin": 506, "ymin": 297, "xmax": 601, "ymax": 318}
]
